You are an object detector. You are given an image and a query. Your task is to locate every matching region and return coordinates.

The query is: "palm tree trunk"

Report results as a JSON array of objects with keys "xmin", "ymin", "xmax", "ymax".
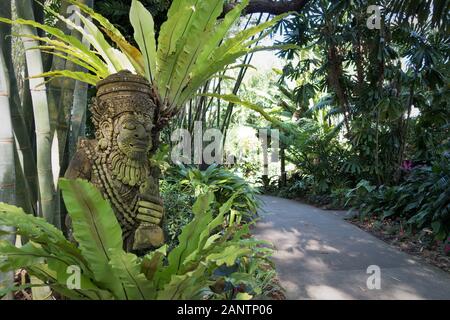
[{"xmin": 16, "ymin": 0, "xmax": 58, "ymax": 226}]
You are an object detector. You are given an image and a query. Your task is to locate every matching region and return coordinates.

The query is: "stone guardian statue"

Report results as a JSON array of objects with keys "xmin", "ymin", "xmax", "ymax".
[{"xmin": 65, "ymin": 70, "xmax": 164, "ymax": 251}]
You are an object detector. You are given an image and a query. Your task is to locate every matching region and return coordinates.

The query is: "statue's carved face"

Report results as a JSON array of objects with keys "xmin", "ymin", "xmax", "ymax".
[{"xmin": 113, "ymin": 113, "xmax": 153, "ymax": 160}]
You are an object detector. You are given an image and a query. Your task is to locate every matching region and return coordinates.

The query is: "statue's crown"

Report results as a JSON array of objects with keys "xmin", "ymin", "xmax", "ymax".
[
  {"xmin": 92, "ymin": 70, "xmax": 156, "ymax": 125},
  {"xmin": 96, "ymin": 70, "xmax": 152, "ymax": 98}
]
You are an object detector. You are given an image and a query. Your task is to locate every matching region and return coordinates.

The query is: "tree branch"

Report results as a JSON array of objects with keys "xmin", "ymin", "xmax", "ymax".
[{"xmin": 223, "ymin": 0, "xmax": 310, "ymax": 16}]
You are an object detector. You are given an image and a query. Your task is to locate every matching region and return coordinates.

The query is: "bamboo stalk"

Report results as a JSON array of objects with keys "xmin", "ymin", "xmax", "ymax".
[
  {"xmin": 16, "ymin": 0, "xmax": 58, "ymax": 226},
  {"xmin": 0, "ymin": 29, "xmax": 17, "ymax": 300},
  {"xmin": 1, "ymin": 2, "xmax": 38, "ymax": 215},
  {"xmin": 69, "ymin": 0, "xmax": 94, "ymax": 159}
]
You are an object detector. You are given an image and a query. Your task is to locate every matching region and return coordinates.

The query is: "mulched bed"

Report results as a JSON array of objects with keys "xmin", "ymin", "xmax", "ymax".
[{"xmin": 348, "ymin": 216, "xmax": 450, "ymax": 273}]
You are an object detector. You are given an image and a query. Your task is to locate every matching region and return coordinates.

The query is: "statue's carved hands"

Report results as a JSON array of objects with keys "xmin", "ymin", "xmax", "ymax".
[
  {"xmin": 136, "ymin": 199, "xmax": 164, "ymax": 226},
  {"xmin": 133, "ymin": 195, "xmax": 165, "ymax": 250}
]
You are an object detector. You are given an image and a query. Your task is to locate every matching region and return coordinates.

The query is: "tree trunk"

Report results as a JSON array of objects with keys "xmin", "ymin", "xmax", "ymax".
[
  {"xmin": 394, "ymin": 82, "xmax": 414, "ymax": 183},
  {"xmin": 280, "ymin": 143, "xmax": 286, "ymax": 187},
  {"xmin": 327, "ymin": 44, "xmax": 351, "ymax": 135}
]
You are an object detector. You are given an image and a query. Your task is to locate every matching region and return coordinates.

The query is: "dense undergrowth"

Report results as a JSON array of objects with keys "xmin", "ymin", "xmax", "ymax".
[{"xmin": 0, "ymin": 164, "xmax": 282, "ymax": 300}]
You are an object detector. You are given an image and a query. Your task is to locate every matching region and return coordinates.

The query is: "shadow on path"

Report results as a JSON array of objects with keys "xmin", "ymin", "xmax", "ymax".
[{"xmin": 253, "ymin": 195, "xmax": 450, "ymax": 299}]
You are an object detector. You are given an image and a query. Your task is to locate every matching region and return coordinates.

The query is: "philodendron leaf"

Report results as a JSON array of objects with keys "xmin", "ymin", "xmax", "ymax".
[{"xmin": 59, "ymin": 178, "xmax": 125, "ymax": 299}]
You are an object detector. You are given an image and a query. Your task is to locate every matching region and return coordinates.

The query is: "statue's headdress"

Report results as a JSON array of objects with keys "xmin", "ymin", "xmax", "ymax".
[{"xmin": 91, "ymin": 70, "xmax": 156, "ymax": 128}]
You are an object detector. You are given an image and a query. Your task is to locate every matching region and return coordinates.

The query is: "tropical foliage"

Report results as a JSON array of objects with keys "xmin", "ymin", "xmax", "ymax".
[
  {"xmin": 345, "ymin": 152, "xmax": 450, "ymax": 240},
  {"xmin": 162, "ymin": 164, "xmax": 260, "ymax": 251},
  {"xmin": 0, "ymin": 0, "xmax": 292, "ymax": 228},
  {"xmin": 225, "ymin": 0, "xmax": 449, "ymax": 243},
  {"xmin": 0, "ymin": 0, "xmax": 289, "ymax": 117},
  {"xmin": 0, "ymin": 178, "xmax": 277, "ymax": 300},
  {"xmin": 0, "ymin": 0, "xmax": 448, "ymax": 300}
]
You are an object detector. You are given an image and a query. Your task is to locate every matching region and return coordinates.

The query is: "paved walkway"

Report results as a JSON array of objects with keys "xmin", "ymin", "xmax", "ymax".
[{"xmin": 253, "ymin": 195, "xmax": 450, "ymax": 300}]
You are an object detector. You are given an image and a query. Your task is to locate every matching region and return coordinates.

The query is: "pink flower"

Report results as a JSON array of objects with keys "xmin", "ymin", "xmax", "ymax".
[
  {"xmin": 445, "ymin": 245, "xmax": 450, "ymax": 254},
  {"xmin": 401, "ymin": 160, "xmax": 413, "ymax": 171},
  {"xmin": 445, "ymin": 237, "xmax": 450, "ymax": 254}
]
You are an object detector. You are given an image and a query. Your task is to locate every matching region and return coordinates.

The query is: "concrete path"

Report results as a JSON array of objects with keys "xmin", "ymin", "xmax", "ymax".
[{"xmin": 253, "ymin": 195, "xmax": 450, "ymax": 300}]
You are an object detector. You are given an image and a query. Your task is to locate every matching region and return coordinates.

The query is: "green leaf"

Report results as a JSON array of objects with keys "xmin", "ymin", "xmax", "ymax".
[
  {"xmin": 59, "ymin": 178, "xmax": 125, "ymax": 298},
  {"xmin": 76, "ymin": 12, "xmax": 132, "ymax": 73},
  {"xmin": 212, "ymin": 13, "xmax": 289, "ymax": 61},
  {"xmin": 178, "ymin": 43, "xmax": 295, "ymax": 106},
  {"xmin": 236, "ymin": 292, "xmax": 253, "ymax": 300},
  {"xmin": 15, "ymin": 32, "xmax": 107, "ymax": 76},
  {"xmin": 0, "ymin": 241, "xmax": 47, "ymax": 272},
  {"xmin": 141, "ymin": 245, "xmax": 167, "ymax": 281},
  {"xmin": 28, "ymin": 70, "xmax": 100, "ymax": 86},
  {"xmin": 157, "ymin": 192, "xmax": 214, "ymax": 285},
  {"xmin": 0, "ymin": 202, "xmax": 84, "ymax": 266},
  {"xmin": 28, "ymin": 264, "xmax": 99, "ymax": 300},
  {"xmin": 109, "ymin": 249, "xmax": 155, "ymax": 300},
  {"xmin": 431, "ymin": 221, "xmax": 442, "ymax": 234},
  {"xmin": 163, "ymin": 0, "xmax": 225, "ymax": 108},
  {"xmin": 0, "ymin": 17, "xmax": 108, "ymax": 77},
  {"xmin": 196, "ymin": 194, "xmax": 237, "ymax": 253},
  {"xmin": 0, "ymin": 240, "xmax": 107, "ymax": 300},
  {"xmin": 130, "ymin": 0, "xmax": 157, "ymax": 83},
  {"xmin": 196, "ymin": 0, "xmax": 249, "ymax": 64},
  {"xmin": 0, "ymin": 282, "xmax": 51, "ymax": 299},
  {"xmin": 66, "ymin": 0, "xmax": 145, "ymax": 75},
  {"xmin": 207, "ymin": 245, "xmax": 252, "ymax": 267},
  {"xmin": 157, "ymin": 263, "xmax": 208, "ymax": 300},
  {"xmin": 204, "ymin": 93, "xmax": 285, "ymax": 128}
]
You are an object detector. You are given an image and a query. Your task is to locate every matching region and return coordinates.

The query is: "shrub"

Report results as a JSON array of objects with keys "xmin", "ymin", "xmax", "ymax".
[
  {"xmin": 167, "ymin": 164, "xmax": 260, "ymax": 224},
  {"xmin": 345, "ymin": 155, "xmax": 450, "ymax": 240},
  {"xmin": 160, "ymin": 180, "xmax": 195, "ymax": 252}
]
